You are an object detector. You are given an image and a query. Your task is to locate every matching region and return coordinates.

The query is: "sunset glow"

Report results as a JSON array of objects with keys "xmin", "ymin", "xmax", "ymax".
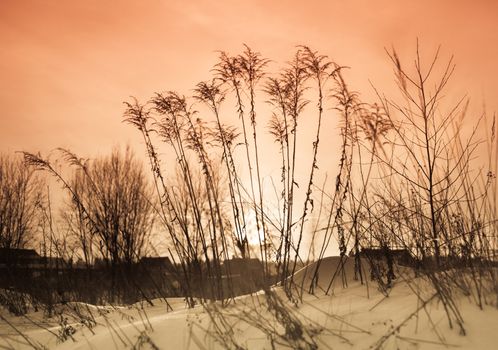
[{"xmin": 1, "ymin": 2, "xmax": 498, "ymax": 348}]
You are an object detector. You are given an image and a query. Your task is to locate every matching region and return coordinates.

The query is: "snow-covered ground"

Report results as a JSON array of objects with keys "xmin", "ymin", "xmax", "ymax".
[{"xmin": 1, "ymin": 257, "xmax": 497, "ymax": 349}]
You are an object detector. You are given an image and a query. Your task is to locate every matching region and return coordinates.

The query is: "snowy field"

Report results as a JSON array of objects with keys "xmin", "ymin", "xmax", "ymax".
[{"xmin": 1, "ymin": 257, "xmax": 497, "ymax": 350}]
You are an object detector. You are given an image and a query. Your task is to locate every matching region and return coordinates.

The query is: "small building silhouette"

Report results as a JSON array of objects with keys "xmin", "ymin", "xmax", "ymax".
[
  {"xmin": 139, "ymin": 256, "xmax": 173, "ymax": 270},
  {"xmin": 360, "ymin": 247, "xmax": 414, "ymax": 266},
  {"xmin": 0, "ymin": 248, "xmax": 41, "ymax": 268}
]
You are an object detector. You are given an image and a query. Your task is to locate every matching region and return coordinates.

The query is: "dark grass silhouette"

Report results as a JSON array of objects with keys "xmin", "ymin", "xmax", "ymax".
[{"xmin": 0, "ymin": 42, "xmax": 496, "ymax": 349}]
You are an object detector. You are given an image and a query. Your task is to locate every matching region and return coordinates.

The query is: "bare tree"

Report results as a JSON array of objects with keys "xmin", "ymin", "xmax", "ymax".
[
  {"xmin": 68, "ymin": 147, "xmax": 156, "ymax": 267},
  {"xmin": 0, "ymin": 153, "xmax": 42, "ymax": 249},
  {"xmin": 377, "ymin": 43, "xmax": 479, "ymax": 267},
  {"xmin": 24, "ymin": 147, "xmax": 155, "ymax": 267}
]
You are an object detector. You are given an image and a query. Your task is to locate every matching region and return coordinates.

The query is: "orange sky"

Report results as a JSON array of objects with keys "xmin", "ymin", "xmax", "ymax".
[{"xmin": 1, "ymin": 0, "xmax": 497, "ymax": 161}]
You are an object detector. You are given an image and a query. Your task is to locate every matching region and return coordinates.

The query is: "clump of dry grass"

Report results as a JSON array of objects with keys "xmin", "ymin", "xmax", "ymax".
[{"xmin": 1, "ymin": 42, "xmax": 496, "ymax": 349}]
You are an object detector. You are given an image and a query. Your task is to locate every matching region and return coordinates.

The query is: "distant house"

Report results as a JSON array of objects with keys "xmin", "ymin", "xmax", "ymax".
[
  {"xmin": 220, "ymin": 257, "xmax": 268, "ymax": 294},
  {"xmin": 139, "ymin": 256, "xmax": 173, "ymax": 271},
  {"xmin": 0, "ymin": 248, "xmax": 41, "ymax": 268},
  {"xmin": 39, "ymin": 256, "xmax": 65, "ymax": 269},
  {"xmin": 360, "ymin": 247, "xmax": 415, "ymax": 266},
  {"xmin": 138, "ymin": 256, "xmax": 177, "ymax": 292},
  {"xmin": 221, "ymin": 257, "xmax": 263, "ymax": 276},
  {"xmin": 0, "ymin": 248, "xmax": 65, "ymax": 270}
]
